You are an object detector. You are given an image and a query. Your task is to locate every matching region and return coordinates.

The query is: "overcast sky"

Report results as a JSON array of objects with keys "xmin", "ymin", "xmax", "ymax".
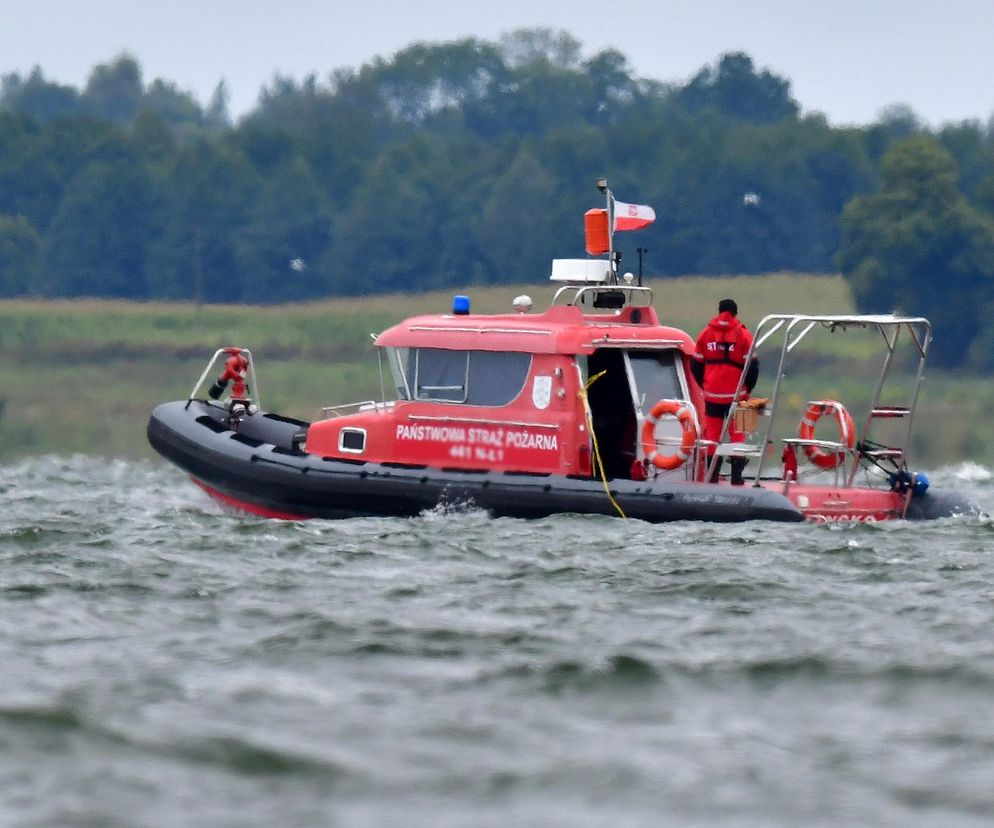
[{"xmin": 2, "ymin": 0, "xmax": 992, "ymax": 127}]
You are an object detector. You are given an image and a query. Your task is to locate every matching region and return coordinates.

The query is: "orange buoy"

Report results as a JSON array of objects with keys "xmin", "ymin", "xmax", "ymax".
[
  {"xmin": 641, "ymin": 399, "xmax": 698, "ymax": 470},
  {"xmin": 797, "ymin": 400, "xmax": 855, "ymax": 469}
]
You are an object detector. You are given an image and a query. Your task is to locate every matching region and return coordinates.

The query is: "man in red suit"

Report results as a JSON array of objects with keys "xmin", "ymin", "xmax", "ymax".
[{"xmin": 691, "ymin": 299, "xmax": 759, "ymax": 485}]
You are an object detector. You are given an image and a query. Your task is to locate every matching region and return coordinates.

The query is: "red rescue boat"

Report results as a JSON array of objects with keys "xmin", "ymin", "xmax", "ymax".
[{"xmin": 147, "ymin": 182, "xmax": 976, "ymax": 523}]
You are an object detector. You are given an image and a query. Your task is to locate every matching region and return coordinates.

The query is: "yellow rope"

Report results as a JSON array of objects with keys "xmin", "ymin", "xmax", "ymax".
[{"xmin": 578, "ymin": 370, "xmax": 627, "ymax": 519}]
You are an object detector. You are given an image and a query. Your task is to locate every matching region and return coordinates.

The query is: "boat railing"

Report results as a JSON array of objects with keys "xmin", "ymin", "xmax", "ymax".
[
  {"xmin": 710, "ymin": 313, "xmax": 931, "ymax": 487},
  {"xmin": 551, "ymin": 284, "xmax": 654, "ymax": 309},
  {"xmin": 321, "ymin": 400, "xmax": 393, "ymax": 419}
]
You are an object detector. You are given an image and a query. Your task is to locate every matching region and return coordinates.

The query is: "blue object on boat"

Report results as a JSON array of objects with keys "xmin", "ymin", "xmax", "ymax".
[
  {"xmin": 912, "ymin": 472, "xmax": 929, "ymax": 497},
  {"xmin": 889, "ymin": 469, "xmax": 930, "ymax": 497}
]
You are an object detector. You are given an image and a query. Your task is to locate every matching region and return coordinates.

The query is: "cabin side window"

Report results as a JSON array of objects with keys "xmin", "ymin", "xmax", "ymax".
[
  {"xmin": 466, "ymin": 351, "xmax": 531, "ymax": 405},
  {"xmin": 627, "ymin": 350, "xmax": 685, "ymax": 414},
  {"xmin": 406, "ymin": 348, "xmax": 531, "ymax": 406}
]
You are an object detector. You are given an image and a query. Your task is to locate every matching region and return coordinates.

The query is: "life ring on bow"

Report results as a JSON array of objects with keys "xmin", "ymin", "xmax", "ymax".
[
  {"xmin": 797, "ymin": 400, "xmax": 855, "ymax": 469},
  {"xmin": 641, "ymin": 399, "xmax": 698, "ymax": 470}
]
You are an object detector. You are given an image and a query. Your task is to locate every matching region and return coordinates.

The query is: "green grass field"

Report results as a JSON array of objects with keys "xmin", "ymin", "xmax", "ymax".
[{"xmin": 0, "ymin": 273, "xmax": 988, "ymax": 466}]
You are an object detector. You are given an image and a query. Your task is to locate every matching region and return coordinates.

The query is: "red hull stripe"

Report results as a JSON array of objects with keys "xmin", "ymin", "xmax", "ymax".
[{"xmin": 191, "ymin": 478, "xmax": 311, "ymax": 521}]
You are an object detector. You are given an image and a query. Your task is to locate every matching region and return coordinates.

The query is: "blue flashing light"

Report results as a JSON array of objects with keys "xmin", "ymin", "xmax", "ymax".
[{"xmin": 453, "ymin": 295, "xmax": 470, "ymax": 315}]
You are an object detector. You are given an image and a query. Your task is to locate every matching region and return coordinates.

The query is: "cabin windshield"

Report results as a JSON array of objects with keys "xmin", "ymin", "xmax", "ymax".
[{"xmin": 384, "ymin": 346, "xmax": 532, "ymax": 406}]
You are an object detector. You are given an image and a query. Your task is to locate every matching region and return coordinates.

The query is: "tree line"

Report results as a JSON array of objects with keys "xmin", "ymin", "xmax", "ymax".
[{"xmin": 1, "ymin": 29, "xmax": 993, "ymax": 366}]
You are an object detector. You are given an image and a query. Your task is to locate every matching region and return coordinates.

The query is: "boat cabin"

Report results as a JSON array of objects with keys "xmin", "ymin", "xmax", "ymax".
[{"xmin": 303, "ymin": 262, "xmax": 703, "ymax": 481}]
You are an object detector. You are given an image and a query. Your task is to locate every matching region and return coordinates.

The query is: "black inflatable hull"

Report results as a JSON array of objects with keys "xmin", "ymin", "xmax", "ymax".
[
  {"xmin": 147, "ymin": 401, "xmax": 807, "ymax": 523},
  {"xmin": 904, "ymin": 488, "xmax": 981, "ymax": 520}
]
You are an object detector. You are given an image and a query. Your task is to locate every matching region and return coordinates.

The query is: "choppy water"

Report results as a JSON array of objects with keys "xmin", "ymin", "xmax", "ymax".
[{"xmin": 2, "ymin": 457, "xmax": 994, "ymax": 827}]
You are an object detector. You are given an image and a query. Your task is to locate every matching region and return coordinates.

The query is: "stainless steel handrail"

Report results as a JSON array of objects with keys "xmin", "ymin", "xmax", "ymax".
[{"xmin": 708, "ymin": 314, "xmax": 931, "ymax": 485}]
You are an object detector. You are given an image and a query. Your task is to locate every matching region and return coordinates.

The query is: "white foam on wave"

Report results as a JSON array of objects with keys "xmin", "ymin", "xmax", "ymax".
[
  {"xmin": 418, "ymin": 499, "xmax": 490, "ymax": 523},
  {"xmin": 944, "ymin": 461, "xmax": 993, "ymax": 483}
]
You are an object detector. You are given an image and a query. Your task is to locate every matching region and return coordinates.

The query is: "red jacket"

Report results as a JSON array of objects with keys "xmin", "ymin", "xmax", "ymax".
[{"xmin": 693, "ymin": 312, "xmax": 755, "ymax": 404}]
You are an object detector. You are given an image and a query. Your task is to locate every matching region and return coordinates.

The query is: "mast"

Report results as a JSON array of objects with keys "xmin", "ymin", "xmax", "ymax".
[{"xmin": 597, "ymin": 177, "xmax": 620, "ymax": 285}]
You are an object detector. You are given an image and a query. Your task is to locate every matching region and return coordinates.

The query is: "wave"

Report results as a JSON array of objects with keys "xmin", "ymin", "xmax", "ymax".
[
  {"xmin": 166, "ymin": 733, "xmax": 352, "ymax": 778},
  {"xmin": 940, "ymin": 460, "xmax": 993, "ymax": 484},
  {"xmin": 528, "ymin": 654, "xmax": 663, "ymax": 694},
  {"xmin": 0, "ymin": 702, "xmax": 84, "ymax": 732}
]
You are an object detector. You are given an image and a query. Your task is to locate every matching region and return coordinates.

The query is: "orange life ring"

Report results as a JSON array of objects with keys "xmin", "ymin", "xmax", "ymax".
[
  {"xmin": 641, "ymin": 399, "xmax": 698, "ymax": 470},
  {"xmin": 797, "ymin": 400, "xmax": 856, "ymax": 469}
]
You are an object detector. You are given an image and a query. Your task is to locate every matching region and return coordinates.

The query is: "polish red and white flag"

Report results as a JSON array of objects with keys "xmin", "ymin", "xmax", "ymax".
[{"xmin": 612, "ymin": 200, "xmax": 656, "ymax": 231}]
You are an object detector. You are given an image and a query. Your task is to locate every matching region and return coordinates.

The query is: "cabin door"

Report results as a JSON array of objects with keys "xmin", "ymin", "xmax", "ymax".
[
  {"xmin": 623, "ymin": 350, "xmax": 693, "ymax": 479},
  {"xmin": 584, "ymin": 349, "xmax": 638, "ymax": 479},
  {"xmin": 584, "ymin": 348, "xmax": 691, "ymax": 480}
]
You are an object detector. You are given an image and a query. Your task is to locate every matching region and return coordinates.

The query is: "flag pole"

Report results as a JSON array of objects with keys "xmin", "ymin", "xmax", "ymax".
[
  {"xmin": 597, "ymin": 177, "xmax": 616, "ymax": 283},
  {"xmin": 606, "ymin": 186, "xmax": 614, "ymax": 267}
]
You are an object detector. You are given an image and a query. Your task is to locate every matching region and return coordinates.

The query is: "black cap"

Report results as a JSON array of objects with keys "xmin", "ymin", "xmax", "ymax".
[{"xmin": 718, "ymin": 298, "xmax": 737, "ymax": 315}]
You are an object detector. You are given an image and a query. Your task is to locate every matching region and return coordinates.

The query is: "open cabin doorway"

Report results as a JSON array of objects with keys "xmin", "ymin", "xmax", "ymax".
[{"xmin": 583, "ymin": 348, "xmax": 692, "ymax": 480}]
